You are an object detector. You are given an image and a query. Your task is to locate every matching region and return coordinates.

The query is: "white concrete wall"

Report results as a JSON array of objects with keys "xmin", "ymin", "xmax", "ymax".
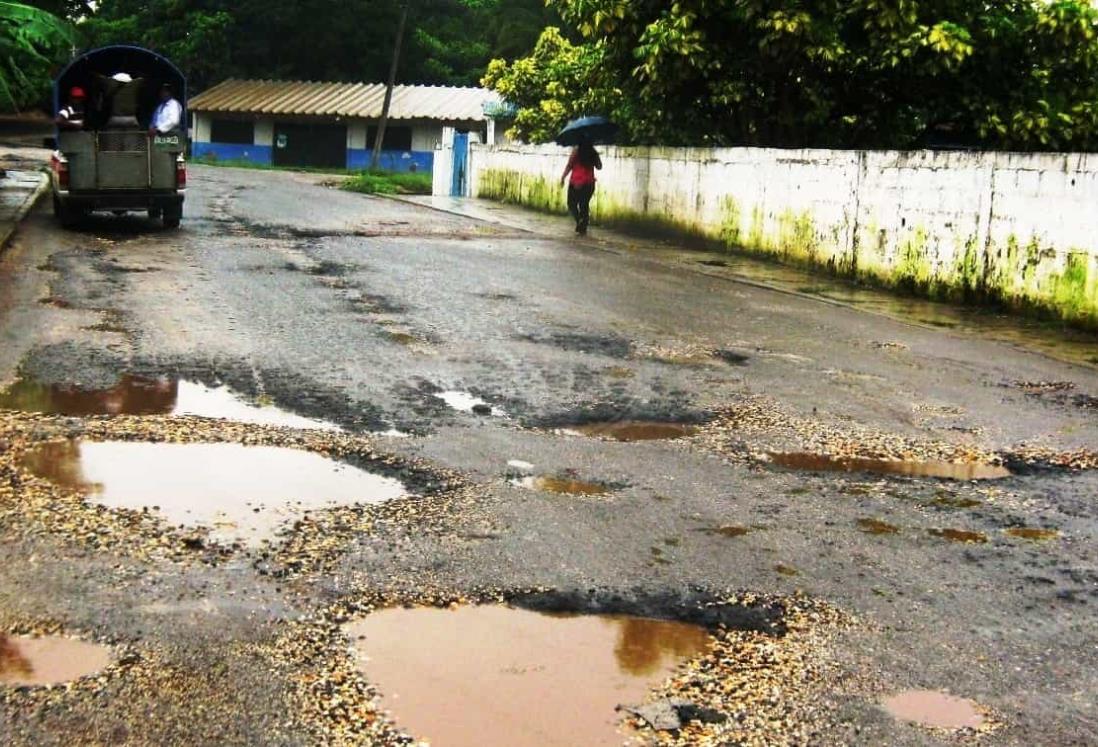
[{"xmin": 468, "ymin": 144, "xmax": 1098, "ymax": 327}]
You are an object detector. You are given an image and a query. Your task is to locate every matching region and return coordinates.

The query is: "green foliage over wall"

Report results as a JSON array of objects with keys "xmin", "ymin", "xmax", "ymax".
[{"xmin": 485, "ymin": 0, "xmax": 1098, "ymax": 152}]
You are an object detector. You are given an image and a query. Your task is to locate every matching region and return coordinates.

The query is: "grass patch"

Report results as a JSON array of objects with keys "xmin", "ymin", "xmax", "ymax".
[{"xmin": 342, "ymin": 169, "xmax": 432, "ymax": 195}]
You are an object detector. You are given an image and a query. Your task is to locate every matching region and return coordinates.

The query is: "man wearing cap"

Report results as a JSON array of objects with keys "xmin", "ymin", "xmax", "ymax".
[
  {"xmin": 148, "ymin": 83, "xmax": 182, "ymax": 137},
  {"xmin": 56, "ymin": 87, "xmax": 86, "ymax": 130}
]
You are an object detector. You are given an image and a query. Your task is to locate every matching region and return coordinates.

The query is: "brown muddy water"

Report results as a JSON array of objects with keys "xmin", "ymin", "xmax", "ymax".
[
  {"xmin": 928, "ymin": 528, "xmax": 988, "ymax": 544},
  {"xmin": 566, "ymin": 421, "xmax": 698, "ymax": 442},
  {"xmin": 768, "ymin": 452, "xmax": 1011, "ymax": 481},
  {"xmin": 0, "ymin": 376, "xmax": 341, "ymax": 431},
  {"xmin": 343, "ymin": 605, "xmax": 711, "ymax": 747},
  {"xmin": 882, "ymin": 689, "xmax": 985, "ymax": 730},
  {"xmin": 1005, "ymin": 527, "xmax": 1060, "ymax": 541},
  {"xmin": 857, "ymin": 518, "xmax": 901, "ymax": 535},
  {"xmin": 0, "ymin": 634, "xmax": 111, "ymax": 687},
  {"xmin": 20, "ymin": 440, "xmax": 406, "ymax": 546},
  {"xmin": 514, "ymin": 475, "xmax": 612, "ymax": 496}
]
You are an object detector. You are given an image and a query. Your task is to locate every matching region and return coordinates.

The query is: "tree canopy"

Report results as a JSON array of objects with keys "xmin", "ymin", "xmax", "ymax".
[
  {"xmin": 77, "ymin": 0, "xmax": 557, "ymax": 92},
  {"xmin": 484, "ymin": 0, "xmax": 1098, "ymax": 152},
  {"xmin": 0, "ymin": 1, "xmax": 74, "ymax": 111}
]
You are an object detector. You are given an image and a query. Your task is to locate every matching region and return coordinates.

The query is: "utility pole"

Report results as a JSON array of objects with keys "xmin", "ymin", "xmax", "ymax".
[{"xmin": 370, "ymin": 3, "xmax": 409, "ymax": 172}]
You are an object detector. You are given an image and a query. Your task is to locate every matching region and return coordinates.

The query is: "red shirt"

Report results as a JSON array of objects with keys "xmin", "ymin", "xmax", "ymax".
[{"xmin": 568, "ymin": 152, "xmax": 596, "ymax": 186}]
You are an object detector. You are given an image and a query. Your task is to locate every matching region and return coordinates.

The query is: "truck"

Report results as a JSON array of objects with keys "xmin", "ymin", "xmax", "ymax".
[{"xmin": 49, "ymin": 45, "xmax": 186, "ymax": 229}]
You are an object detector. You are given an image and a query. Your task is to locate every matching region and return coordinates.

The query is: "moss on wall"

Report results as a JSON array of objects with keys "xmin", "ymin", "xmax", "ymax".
[{"xmin": 474, "ymin": 163, "xmax": 1098, "ymax": 329}]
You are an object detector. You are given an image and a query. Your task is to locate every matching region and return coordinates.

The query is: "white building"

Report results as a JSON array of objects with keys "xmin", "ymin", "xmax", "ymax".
[{"xmin": 188, "ymin": 79, "xmax": 505, "ymax": 173}]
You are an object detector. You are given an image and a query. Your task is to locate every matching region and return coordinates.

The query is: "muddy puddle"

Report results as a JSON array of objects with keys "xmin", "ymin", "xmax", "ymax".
[
  {"xmin": 882, "ymin": 689, "xmax": 985, "ymax": 730},
  {"xmin": 858, "ymin": 518, "xmax": 900, "ymax": 535},
  {"xmin": 344, "ymin": 605, "xmax": 711, "ymax": 747},
  {"xmin": 514, "ymin": 475, "xmax": 612, "ymax": 496},
  {"xmin": 768, "ymin": 452, "xmax": 1011, "ymax": 481},
  {"xmin": 436, "ymin": 390, "xmax": 505, "ymax": 417},
  {"xmin": 0, "ymin": 376, "xmax": 343, "ymax": 431},
  {"xmin": 20, "ymin": 440, "xmax": 406, "ymax": 546},
  {"xmin": 563, "ymin": 421, "xmax": 698, "ymax": 442},
  {"xmin": 1005, "ymin": 527, "xmax": 1059, "ymax": 541},
  {"xmin": 0, "ymin": 634, "xmax": 111, "ymax": 687},
  {"xmin": 928, "ymin": 528, "xmax": 988, "ymax": 544}
]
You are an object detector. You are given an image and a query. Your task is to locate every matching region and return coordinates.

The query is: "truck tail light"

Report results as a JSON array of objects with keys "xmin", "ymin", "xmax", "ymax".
[
  {"xmin": 51, "ymin": 155, "xmax": 69, "ymax": 190},
  {"xmin": 175, "ymin": 158, "xmax": 186, "ymax": 189}
]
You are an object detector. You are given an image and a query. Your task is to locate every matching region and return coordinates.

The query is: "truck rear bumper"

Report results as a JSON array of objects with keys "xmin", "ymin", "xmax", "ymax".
[{"xmin": 58, "ymin": 190, "xmax": 184, "ymax": 211}]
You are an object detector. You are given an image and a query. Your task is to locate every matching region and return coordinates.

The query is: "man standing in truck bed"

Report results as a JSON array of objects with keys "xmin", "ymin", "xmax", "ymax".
[{"xmin": 148, "ymin": 83, "xmax": 182, "ymax": 136}]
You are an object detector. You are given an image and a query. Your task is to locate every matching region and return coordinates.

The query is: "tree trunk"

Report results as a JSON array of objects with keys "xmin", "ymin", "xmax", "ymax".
[{"xmin": 370, "ymin": 4, "xmax": 409, "ymax": 172}]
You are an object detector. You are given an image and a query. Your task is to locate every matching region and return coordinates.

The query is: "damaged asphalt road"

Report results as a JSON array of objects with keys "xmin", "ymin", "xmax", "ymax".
[{"xmin": 0, "ymin": 164, "xmax": 1096, "ymax": 746}]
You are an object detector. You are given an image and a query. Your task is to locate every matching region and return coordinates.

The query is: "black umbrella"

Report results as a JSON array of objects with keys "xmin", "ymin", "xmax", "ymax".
[{"xmin": 554, "ymin": 116, "xmax": 619, "ymax": 146}]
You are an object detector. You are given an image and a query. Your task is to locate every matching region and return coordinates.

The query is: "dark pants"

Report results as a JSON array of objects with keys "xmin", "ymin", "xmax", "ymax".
[{"xmin": 567, "ymin": 182, "xmax": 595, "ymax": 234}]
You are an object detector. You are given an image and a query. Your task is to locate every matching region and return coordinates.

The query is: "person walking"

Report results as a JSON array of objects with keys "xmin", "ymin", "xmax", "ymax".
[{"xmin": 560, "ymin": 143, "xmax": 602, "ymax": 235}]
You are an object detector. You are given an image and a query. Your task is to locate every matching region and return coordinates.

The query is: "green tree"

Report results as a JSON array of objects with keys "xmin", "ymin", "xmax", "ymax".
[
  {"xmin": 485, "ymin": 0, "xmax": 1098, "ymax": 151},
  {"xmin": 0, "ymin": 1, "xmax": 74, "ymax": 111}
]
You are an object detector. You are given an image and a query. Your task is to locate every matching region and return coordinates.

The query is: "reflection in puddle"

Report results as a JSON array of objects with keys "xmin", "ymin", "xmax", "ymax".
[
  {"xmin": 768, "ymin": 452, "xmax": 1011, "ymax": 481},
  {"xmin": 858, "ymin": 518, "xmax": 900, "ymax": 535},
  {"xmin": 20, "ymin": 440, "xmax": 406, "ymax": 546},
  {"xmin": 0, "ymin": 376, "xmax": 342, "ymax": 431},
  {"xmin": 514, "ymin": 476, "xmax": 611, "ymax": 496},
  {"xmin": 565, "ymin": 421, "xmax": 698, "ymax": 442},
  {"xmin": 436, "ymin": 391, "xmax": 505, "ymax": 416},
  {"xmin": 928, "ymin": 528, "xmax": 988, "ymax": 544},
  {"xmin": 0, "ymin": 375, "xmax": 177, "ymax": 415},
  {"xmin": 0, "ymin": 634, "xmax": 111, "ymax": 687},
  {"xmin": 344, "ymin": 605, "xmax": 711, "ymax": 747},
  {"xmin": 882, "ymin": 689, "xmax": 985, "ymax": 730},
  {"xmin": 1005, "ymin": 527, "xmax": 1059, "ymax": 541}
]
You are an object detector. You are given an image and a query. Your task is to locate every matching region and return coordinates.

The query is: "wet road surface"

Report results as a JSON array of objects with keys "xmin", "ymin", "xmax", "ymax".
[{"xmin": 0, "ymin": 164, "xmax": 1096, "ymax": 745}]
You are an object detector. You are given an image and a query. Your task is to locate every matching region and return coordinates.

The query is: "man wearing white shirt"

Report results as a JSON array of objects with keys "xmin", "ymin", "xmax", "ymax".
[{"xmin": 148, "ymin": 83, "xmax": 182, "ymax": 137}]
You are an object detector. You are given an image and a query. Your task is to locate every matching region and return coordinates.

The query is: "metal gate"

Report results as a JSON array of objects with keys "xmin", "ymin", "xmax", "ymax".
[{"xmin": 451, "ymin": 131, "xmax": 469, "ymax": 196}]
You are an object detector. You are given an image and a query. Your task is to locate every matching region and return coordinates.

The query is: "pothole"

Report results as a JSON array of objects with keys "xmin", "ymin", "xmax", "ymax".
[
  {"xmin": 0, "ymin": 633, "xmax": 111, "ymax": 687},
  {"xmin": 928, "ymin": 528, "xmax": 988, "ymax": 544},
  {"xmin": 1005, "ymin": 527, "xmax": 1059, "ymax": 541},
  {"xmin": 882, "ymin": 689, "xmax": 986, "ymax": 730},
  {"xmin": 0, "ymin": 375, "xmax": 342, "ymax": 431},
  {"xmin": 699, "ymin": 525, "xmax": 752, "ymax": 538},
  {"xmin": 857, "ymin": 518, "xmax": 900, "ymax": 535},
  {"xmin": 767, "ymin": 452, "xmax": 1011, "ymax": 481},
  {"xmin": 562, "ymin": 421, "xmax": 698, "ymax": 442},
  {"xmin": 342, "ymin": 605, "xmax": 712, "ymax": 747},
  {"xmin": 435, "ymin": 391, "xmax": 505, "ymax": 417},
  {"xmin": 19, "ymin": 440, "xmax": 407, "ymax": 547},
  {"xmin": 513, "ymin": 475, "xmax": 612, "ymax": 496}
]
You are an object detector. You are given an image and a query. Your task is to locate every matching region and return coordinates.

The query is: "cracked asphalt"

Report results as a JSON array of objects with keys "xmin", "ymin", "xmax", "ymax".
[{"xmin": 1, "ymin": 163, "xmax": 1096, "ymax": 745}]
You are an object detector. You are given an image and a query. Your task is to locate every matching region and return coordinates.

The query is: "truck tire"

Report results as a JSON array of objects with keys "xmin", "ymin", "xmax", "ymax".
[
  {"xmin": 53, "ymin": 194, "xmax": 78, "ymax": 229},
  {"xmin": 148, "ymin": 207, "xmax": 162, "ymax": 220},
  {"xmin": 163, "ymin": 207, "xmax": 181, "ymax": 229}
]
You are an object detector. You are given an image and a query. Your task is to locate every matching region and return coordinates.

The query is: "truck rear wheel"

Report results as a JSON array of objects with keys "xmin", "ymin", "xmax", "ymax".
[
  {"xmin": 163, "ymin": 206, "xmax": 181, "ymax": 229},
  {"xmin": 148, "ymin": 207, "xmax": 162, "ymax": 220},
  {"xmin": 53, "ymin": 194, "xmax": 80, "ymax": 229}
]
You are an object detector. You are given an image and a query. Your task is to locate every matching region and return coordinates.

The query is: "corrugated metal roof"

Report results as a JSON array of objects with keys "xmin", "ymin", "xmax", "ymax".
[{"xmin": 189, "ymin": 79, "xmax": 501, "ymax": 121}]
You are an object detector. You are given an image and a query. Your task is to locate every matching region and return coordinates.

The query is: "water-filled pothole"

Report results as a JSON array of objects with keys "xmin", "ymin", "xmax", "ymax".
[
  {"xmin": 0, "ymin": 376, "xmax": 342, "ymax": 431},
  {"xmin": 0, "ymin": 634, "xmax": 111, "ymax": 687},
  {"xmin": 882, "ymin": 689, "xmax": 986, "ymax": 730},
  {"xmin": 563, "ymin": 421, "xmax": 698, "ymax": 442},
  {"xmin": 343, "ymin": 605, "xmax": 711, "ymax": 747},
  {"xmin": 1005, "ymin": 527, "xmax": 1059, "ymax": 541},
  {"xmin": 928, "ymin": 528, "xmax": 988, "ymax": 544},
  {"xmin": 768, "ymin": 452, "xmax": 1010, "ymax": 481},
  {"xmin": 20, "ymin": 440, "xmax": 406, "ymax": 546},
  {"xmin": 436, "ymin": 391, "xmax": 505, "ymax": 417},
  {"xmin": 858, "ymin": 518, "xmax": 900, "ymax": 535},
  {"xmin": 514, "ymin": 475, "xmax": 612, "ymax": 496}
]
